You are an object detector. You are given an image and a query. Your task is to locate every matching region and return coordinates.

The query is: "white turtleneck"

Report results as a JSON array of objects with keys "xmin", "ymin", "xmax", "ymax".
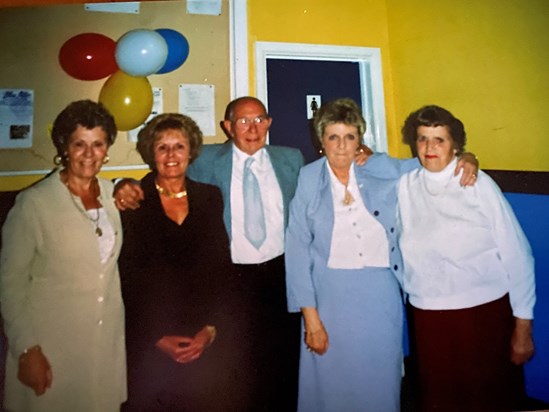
[{"xmin": 397, "ymin": 158, "xmax": 535, "ymax": 319}]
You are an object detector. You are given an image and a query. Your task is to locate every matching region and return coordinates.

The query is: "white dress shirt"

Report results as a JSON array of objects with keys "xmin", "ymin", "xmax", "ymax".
[
  {"xmin": 230, "ymin": 146, "xmax": 285, "ymax": 264},
  {"xmin": 398, "ymin": 158, "xmax": 536, "ymax": 319},
  {"xmin": 327, "ymin": 163, "xmax": 390, "ymax": 269}
]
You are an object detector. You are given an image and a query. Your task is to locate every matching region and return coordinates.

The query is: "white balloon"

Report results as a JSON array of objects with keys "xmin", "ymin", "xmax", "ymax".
[{"xmin": 115, "ymin": 29, "xmax": 168, "ymax": 77}]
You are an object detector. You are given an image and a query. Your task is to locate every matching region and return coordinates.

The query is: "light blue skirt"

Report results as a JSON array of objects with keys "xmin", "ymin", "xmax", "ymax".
[{"xmin": 297, "ymin": 266, "xmax": 403, "ymax": 412}]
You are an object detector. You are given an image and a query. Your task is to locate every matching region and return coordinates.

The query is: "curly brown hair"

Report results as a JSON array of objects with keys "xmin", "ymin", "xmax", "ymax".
[
  {"xmin": 401, "ymin": 105, "xmax": 466, "ymax": 157},
  {"xmin": 51, "ymin": 100, "xmax": 117, "ymax": 166}
]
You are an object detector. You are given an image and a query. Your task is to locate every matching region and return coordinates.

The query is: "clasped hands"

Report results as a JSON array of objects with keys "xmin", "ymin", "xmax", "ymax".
[{"xmin": 155, "ymin": 325, "xmax": 216, "ymax": 364}]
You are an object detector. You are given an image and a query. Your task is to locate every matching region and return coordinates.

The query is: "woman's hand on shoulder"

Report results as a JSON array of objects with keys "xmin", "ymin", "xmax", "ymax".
[
  {"xmin": 17, "ymin": 345, "xmax": 52, "ymax": 396},
  {"xmin": 455, "ymin": 152, "xmax": 479, "ymax": 186},
  {"xmin": 511, "ymin": 318, "xmax": 535, "ymax": 365},
  {"xmin": 354, "ymin": 144, "xmax": 373, "ymax": 166},
  {"xmin": 113, "ymin": 178, "xmax": 144, "ymax": 211}
]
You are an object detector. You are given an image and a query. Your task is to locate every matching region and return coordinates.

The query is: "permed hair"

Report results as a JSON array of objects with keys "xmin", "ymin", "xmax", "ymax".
[
  {"xmin": 312, "ymin": 98, "xmax": 366, "ymax": 145},
  {"xmin": 51, "ymin": 100, "xmax": 117, "ymax": 166},
  {"xmin": 136, "ymin": 113, "xmax": 203, "ymax": 170}
]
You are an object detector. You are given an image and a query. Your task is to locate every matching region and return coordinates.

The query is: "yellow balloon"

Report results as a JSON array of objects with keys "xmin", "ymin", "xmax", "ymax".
[{"xmin": 99, "ymin": 70, "xmax": 153, "ymax": 131}]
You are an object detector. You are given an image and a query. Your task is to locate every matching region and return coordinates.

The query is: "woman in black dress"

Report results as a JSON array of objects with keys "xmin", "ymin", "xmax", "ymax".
[{"xmin": 119, "ymin": 113, "xmax": 238, "ymax": 412}]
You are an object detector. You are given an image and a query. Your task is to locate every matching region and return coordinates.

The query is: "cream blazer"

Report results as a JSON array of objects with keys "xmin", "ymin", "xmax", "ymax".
[{"xmin": 0, "ymin": 169, "xmax": 126, "ymax": 412}]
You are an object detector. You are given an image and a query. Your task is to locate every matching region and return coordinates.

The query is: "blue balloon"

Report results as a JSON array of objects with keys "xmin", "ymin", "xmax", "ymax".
[
  {"xmin": 116, "ymin": 29, "xmax": 168, "ymax": 77},
  {"xmin": 155, "ymin": 29, "xmax": 190, "ymax": 74}
]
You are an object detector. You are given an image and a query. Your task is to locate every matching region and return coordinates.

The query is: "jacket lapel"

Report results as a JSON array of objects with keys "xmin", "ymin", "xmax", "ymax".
[{"xmin": 212, "ymin": 142, "xmax": 234, "ymax": 236}]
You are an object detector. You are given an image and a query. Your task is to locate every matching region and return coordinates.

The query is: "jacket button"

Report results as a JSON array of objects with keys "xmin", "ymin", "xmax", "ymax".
[
  {"xmin": 373, "ymin": 210, "xmax": 380, "ymax": 216},
  {"xmin": 393, "ymin": 265, "xmax": 398, "ymax": 271}
]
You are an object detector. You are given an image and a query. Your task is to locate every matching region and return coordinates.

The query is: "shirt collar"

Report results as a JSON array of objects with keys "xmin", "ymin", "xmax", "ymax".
[
  {"xmin": 232, "ymin": 143, "xmax": 267, "ymax": 167},
  {"xmin": 326, "ymin": 161, "xmax": 357, "ymax": 189}
]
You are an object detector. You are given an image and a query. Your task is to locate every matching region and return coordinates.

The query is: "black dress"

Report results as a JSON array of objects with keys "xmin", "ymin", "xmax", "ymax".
[{"xmin": 119, "ymin": 172, "xmax": 240, "ymax": 412}]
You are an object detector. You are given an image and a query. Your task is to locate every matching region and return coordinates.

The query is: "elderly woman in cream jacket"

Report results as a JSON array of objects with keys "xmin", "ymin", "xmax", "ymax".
[{"xmin": 0, "ymin": 100, "xmax": 126, "ymax": 412}]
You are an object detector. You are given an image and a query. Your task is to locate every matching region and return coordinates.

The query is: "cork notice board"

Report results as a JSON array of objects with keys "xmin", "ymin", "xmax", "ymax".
[{"xmin": 0, "ymin": 0, "xmax": 230, "ymax": 174}]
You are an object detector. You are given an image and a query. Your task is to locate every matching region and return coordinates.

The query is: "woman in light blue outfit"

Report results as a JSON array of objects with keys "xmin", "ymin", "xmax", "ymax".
[{"xmin": 285, "ymin": 98, "xmax": 478, "ymax": 411}]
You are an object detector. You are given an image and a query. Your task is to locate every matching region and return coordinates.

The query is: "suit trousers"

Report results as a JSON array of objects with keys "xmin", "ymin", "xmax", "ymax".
[{"xmin": 233, "ymin": 255, "xmax": 301, "ymax": 412}]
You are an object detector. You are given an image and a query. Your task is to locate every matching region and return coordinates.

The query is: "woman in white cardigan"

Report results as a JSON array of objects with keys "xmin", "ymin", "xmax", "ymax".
[
  {"xmin": 397, "ymin": 105, "xmax": 535, "ymax": 412},
  {"xmin": 0, "ymin": 100, "xmax": 126, "ymax": 411}
]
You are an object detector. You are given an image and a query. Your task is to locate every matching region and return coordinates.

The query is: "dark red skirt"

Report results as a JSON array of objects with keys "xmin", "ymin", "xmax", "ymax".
[{"xmin": 412, "ymin": 295, "xmax": 526, "ymax": 412}]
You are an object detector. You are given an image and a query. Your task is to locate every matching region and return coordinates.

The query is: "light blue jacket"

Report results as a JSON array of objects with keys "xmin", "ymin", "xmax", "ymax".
[{"xmin": 285, "ymin": 154, "xmax": 419, "ymax": 312}]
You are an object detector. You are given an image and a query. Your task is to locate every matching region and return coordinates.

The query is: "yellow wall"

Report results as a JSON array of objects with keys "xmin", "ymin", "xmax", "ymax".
[
  {"xmin": 250, "ymin": 0, "xmax": 549, "ymax": 171},
  {"xmin": 386, "ymin": 0, "xmax": 549, "ymax": 170}
]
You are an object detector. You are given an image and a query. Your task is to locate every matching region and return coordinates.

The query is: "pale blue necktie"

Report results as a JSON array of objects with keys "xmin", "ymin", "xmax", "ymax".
[{"xmin": 243, "ymin": 157, "xmax": 266, "ymax": 249}]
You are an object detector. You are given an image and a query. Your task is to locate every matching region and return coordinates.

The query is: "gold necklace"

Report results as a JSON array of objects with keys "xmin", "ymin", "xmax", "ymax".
[
  {"xmin": 64, "ymin": 177, "xmax": 103, "ymax": 236},
  {"xmin": 155, "ymin": 183, "xmax": 187, "ymax": 199}
]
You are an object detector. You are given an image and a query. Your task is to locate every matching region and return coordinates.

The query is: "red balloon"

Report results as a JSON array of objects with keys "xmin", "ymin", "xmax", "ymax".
[{"xmin": 59, "ymin": 33, "xmax": 118, "ymax": 81}]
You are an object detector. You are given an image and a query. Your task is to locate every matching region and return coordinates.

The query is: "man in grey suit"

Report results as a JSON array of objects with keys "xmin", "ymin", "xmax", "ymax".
[
  {"xmin": 187, "ymin": 96, "xmax": 303, "ymax": 411},
  {"xmin": 116, "ymin": 96, "xmax": 304, "ymax": 411}
]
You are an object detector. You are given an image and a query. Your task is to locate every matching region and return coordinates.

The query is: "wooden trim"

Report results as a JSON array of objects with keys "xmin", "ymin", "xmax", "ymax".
[
  {"xmin": 0, "ymin": 0, "xmax": 165, "ymax": 8},
  {"xmin": 484, "ymin": 170, "xmax": 549, "ymax": 195}
]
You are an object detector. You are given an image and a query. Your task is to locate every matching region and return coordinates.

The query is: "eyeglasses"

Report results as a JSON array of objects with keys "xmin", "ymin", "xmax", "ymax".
[{"xmin": 233, "ymin": 116, "xmax": 269, "ymax": 129}]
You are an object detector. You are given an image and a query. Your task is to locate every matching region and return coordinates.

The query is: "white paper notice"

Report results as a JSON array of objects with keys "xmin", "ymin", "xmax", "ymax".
[
  {"xmin": 0, "ymin": 89, "xmax": 34, "ymax": 149},
  {"xmin": 128, "ymin": 87, "xmax": 163, "ymax": 142},
  {"xmin": 178, "ymin": 84, "xmax": 215, "ymax": 136},
  {"xmin": 187, "ymin": 0, "xmax": 221, "ymax": 16}
]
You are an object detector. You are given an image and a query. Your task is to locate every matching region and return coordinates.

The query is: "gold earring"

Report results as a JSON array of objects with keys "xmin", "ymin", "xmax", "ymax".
[{"xmin": 103, "ymin": 155, "xmax": 110, "ymax": 164}]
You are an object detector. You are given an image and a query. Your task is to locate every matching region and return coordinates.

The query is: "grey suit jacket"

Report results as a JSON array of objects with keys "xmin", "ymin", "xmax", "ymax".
[{"xmin": 187, "ymin": 142, "xmax": 304, "ymax": 239}]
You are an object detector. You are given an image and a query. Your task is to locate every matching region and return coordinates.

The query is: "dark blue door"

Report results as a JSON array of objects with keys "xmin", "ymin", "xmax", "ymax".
[{"xmin": 266, "ymin": 59, "xmax": 362, "ymax": 164}]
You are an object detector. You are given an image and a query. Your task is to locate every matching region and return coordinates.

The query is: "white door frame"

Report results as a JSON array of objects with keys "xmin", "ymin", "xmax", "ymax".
[
  {"xmin": 229, "ymin": 0, "xmax": 249, "ymax": 98},
  {"xmin": 254, "ymin": 41, "xmax": 388, "ymax": 152}
]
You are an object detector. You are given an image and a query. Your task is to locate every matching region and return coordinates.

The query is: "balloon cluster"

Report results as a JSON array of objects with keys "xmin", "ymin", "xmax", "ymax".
[{"xmin": 58, "ymin": 29, "xmax": 189, "ymax": 131}]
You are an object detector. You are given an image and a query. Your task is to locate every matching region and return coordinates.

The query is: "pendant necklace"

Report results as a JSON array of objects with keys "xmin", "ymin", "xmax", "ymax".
[
  {"xmin": 155, "ymin": 182, "xmax": 187, "ymax": 199},
  {"xmin": 343, "ymin": 183, "xmax": 355, "ymax": 205},
  {"xmin": 65, "ymin": 177, "xmax": 103, "ymax": 236},
  {"xmin": 89, "ymin": 208, "xmax": 103, "ymax": 237}
]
